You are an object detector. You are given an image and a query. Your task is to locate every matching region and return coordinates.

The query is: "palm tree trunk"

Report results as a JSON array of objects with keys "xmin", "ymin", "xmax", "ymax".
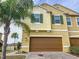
[{"xmin": 1, "ymin": 22, "xmax": 10, "ymax": 59}]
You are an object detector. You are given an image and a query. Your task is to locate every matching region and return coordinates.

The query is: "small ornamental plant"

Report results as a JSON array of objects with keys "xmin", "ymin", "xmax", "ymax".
[{"xmin": 17, "ymin": 42, "xmax": 21, "ymax": 53}]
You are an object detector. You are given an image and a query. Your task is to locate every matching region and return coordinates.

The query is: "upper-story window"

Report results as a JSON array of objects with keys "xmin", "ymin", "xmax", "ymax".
[
  {"xmin": 77, "ymin": 17, "xmax": 79, "ymax": 26},
  {"xmin": 31, "ymin": 14, "xmax": 43, "ymax": 23},
  {"xmin": 54, "ymin": 15, "xmax": 61, "ymax": 24},
  {"xmin": 52, "ymin": 15, "xmax": 63, "ymax": 24},
  {"xmin": 67, "ymin": 17, "xmax": 72, "ymax": 27}
]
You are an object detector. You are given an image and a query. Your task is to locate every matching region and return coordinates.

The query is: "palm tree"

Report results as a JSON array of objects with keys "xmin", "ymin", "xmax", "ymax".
[
  {"xmin": 11, "ymin": 32, "xmax": 18, "ymax": 50},
  {"xmin": 0, "ymin": 0, "xmax": 33, "ymax": 59}
]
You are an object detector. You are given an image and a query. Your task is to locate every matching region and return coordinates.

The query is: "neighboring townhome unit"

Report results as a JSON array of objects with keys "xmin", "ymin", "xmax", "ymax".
[{"xmin": 21, "ymin": 3, "xmax": 79, "ymax": 52}]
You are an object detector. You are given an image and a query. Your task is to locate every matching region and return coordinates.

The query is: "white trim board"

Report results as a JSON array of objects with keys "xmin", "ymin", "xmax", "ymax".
[
  {"xmin": 68, "ymin": 31, "xmax": 79, "ymax": 32},
  {"xmin": 70, "ymin": 35, "xmax": 79, "ymax": 37},
  {"xmin": 30, "ymin": 35, "xmax": 62, "ymax": 37},
  {"xmin": 33, "ymin": 29, "xmax": 79, "ymax": 32},
  {"xmin": 52, "ymin": 29, "xmax": 68, "ymax": 32},
  {"xmin": 63, "ymin": 45, "xmax": 70, "ymax": 48}
]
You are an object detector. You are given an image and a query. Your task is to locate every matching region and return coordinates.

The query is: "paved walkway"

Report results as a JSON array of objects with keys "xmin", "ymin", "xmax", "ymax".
[
  {"xmin": 25, "ymin": 52, "xmax": 79, "ymax": 59},
  {"xmin": 6, "ymin": 51, "xmax": 26, "ymax": 56},
  {"xmin": 6, "ymin": 51, "xmax": 17, "ymax": 55}
]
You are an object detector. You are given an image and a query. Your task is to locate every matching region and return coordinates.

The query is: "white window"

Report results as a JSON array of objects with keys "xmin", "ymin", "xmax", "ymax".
[
  {"xmin": 34, "ymin": 14, "xmax": 41, "ymax": 23},
  {"xmin": 31, "ymin": 14, "xmax": 43, "ymax": 24},
  {"xmin": 67, "ymin": 17, "xmax": 72, "ymax": 27},
  {"xmin": 77, "ymin": 17, "xmax": 79, "ymax": 27},
  {"xmin": 54, "ymin": 15, "xmax": 61, "ymax": 24}
]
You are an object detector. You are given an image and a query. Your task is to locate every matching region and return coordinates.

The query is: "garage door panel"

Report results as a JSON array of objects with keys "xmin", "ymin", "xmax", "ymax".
[
  {"xmin": 70, "ymin": 38, "xmax": 79, "ymax": 47},
  {"xmin": 30, "ymin": 37, "xmax": 62, "ymax": 51},
  {"xmin": 31, "ymin": 46, "xmax": 61, "ymax": 48}
]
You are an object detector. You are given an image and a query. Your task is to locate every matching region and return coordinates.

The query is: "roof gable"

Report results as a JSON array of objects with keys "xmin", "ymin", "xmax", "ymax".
[
  {"xmin": 33, "ymin": 6, "xmax": 51, "ymax": 13},
  {"xmin": 40, "ymin": 3, "xmax": 65, "ymax": 13},
  {"xmin": 53, "ymin": 4, "xmax": 79, "ymax": 15}
]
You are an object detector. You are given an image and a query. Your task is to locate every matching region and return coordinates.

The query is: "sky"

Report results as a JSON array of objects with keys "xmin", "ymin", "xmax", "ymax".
[
  {"xmin": 0, "ymin": 24, "xmax": 22, "ymax": 44},
  {"xmin": 33, "ymin": 0, "xmax": 79, "ymax": 12}
]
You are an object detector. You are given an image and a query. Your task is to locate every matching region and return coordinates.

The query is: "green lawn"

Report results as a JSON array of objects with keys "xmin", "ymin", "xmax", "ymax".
[
  {"xmin": 0, "ymin": 52, "xmax": 1, "ymax": 55},
  {"xmin": 0, "ymin": 55, "xmax": 26, "ymax": 59},
  {"xmin": 0, "ymin": 50, "xmax": 13, "ymax": 55},
  {"xmin": 0, "ymin": 52, "xmax": 26, "ymax": 59},
  {"xmin": 0, "ymin": 50, "xmax": 26, "ymax": 59}
]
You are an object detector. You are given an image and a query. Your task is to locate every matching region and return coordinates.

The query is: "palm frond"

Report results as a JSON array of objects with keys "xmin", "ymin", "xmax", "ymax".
[
  {"xmin": 0, "ymin": 0, "xmax": 33, "ymax": 24},
  {"xmin": 14, "ymin": 20, "xmax": 30, "ymax": 35},
  {"xmin": 11, "ymin": 32, "xmax": 18, "ymax": 39}
]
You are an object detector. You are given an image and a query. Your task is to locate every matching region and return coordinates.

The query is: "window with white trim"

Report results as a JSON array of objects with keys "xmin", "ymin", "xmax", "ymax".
[
  {"xmin": 77, "ymin": 18, "xmax": 79, "ymax": 26},
  {"xmin": 67, "ymin": 17, "xmax": 72, "ymax": 27},
  {"xmin": 34, "ymin": 14, "xmax": 41, "ymax": 23},
  {"xmin": 31, "ymin": 14, "xmax": 43, "ymax": 23},
  {"xmin": 54, "ymin": 15, "xmax": 61, "ymax": 24}
]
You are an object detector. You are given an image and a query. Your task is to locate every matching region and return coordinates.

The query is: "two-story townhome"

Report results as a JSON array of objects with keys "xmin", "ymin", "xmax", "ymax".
[{"xmin": 21, "ymin": 3, "xmax": 79, "ymax": 52}]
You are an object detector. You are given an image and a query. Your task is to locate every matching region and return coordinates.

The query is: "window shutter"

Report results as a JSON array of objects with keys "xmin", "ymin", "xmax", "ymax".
[
  {"xmin": 40, "ymin": 14, "xmax": 43, "ymax": 23},
  {"xmin": 60, "ymin": 15, "xmax": 63, "ymax": 24},
  {"xmin": 31, "ymin": 14, "xmax": 35, "ymax": 23},
  {"xmin": 51, "ymin": 15, "xmax": 54, "ymax": 24}
]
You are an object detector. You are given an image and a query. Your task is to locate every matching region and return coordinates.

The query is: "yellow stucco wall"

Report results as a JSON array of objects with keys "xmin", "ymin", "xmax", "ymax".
[
  {"xmin": 68, "ymin": 16, "xmax": 79, "ymax": 31},
  {"xmin": 21, "ymin": 4, "xmax": 79, "ymax": 52},
  {"xmin": 23, "ymin": 7, "xmax": 51, "ymax": 30},
  {"xmin": 30, "ymin": 31, "xmax": 70, "ymax": 52},
  {"xmin": 21, "ymin": 31, "xmax": 70, "ymax": 52},
  {"xmin": 51, "ymin": 15, "xmax": 68, "ymax": 30}
]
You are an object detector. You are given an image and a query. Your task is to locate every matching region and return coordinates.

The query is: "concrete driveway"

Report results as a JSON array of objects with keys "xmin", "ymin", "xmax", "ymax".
[{"xmin": 25, "ymin": 52, "xmax": 79, "ymax": 59}]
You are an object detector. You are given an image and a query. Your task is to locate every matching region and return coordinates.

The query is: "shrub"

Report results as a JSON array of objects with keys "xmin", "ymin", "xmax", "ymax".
[
  {"xmin": 17, "ymin": 42, "xmax": 21, "ymax": 52},
  {"xmin": 22, "ymin": 51, "xmax": 28, "ymax": 54},
  {"xmin": 70, "ymin": 46, "xmax": 79, "ymax": 54},
  {"xmin": 0, "ymin": 47, "xmax": 2, "ymax": 52}
]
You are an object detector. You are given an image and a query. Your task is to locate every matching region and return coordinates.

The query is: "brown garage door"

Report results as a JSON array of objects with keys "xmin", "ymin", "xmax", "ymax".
[
  {"xmin": 70, "ymin": 38, "xmax": 79, "ymax": 47},
  {"xmin": 30, "ymin": 37, "xmax": 62, "ymax": 52}
]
